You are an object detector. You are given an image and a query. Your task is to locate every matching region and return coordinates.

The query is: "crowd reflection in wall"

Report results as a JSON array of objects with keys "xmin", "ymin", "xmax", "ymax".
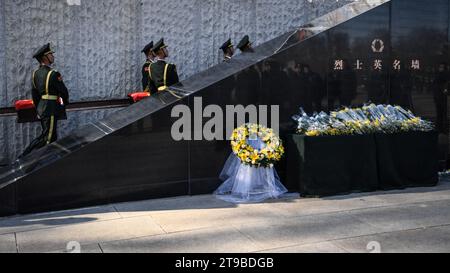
[{"xmin": 230, "ymin": 57, "xmax": 449, "ymax": 136}]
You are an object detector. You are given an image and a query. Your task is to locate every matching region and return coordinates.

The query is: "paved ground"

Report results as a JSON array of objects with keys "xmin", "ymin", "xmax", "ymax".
[{"xmin": 1, "ymin": 178, "xmax": 450, "ymax": 253}]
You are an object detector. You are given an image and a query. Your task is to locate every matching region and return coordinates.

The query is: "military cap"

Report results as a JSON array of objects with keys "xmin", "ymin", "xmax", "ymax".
[
  {"xmin": 220, "ymin": 39, "xmax": 233, "ymax": 53},
  {"xmin": 33, "ymin": 43, "xmax": 55, "ymax": 60},
  {"xmin": 152, "ymin": 38, "xmax": 167, "ymax": 52},
  {"xmin": 237, "ymin": 35, "xmax": 252, "ymax": 51},
  {"xmin": 142, "ymin": 41, "xmax": 154, "ymax": 54}
]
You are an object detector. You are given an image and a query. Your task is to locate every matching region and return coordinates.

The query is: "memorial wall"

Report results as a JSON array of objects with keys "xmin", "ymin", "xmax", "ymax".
[{"xmin": 0, "ymin": 0, "xmax": 352, "ymax": 163}]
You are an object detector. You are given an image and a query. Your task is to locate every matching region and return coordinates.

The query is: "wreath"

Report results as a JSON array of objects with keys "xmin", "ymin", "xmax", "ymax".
[{"xmin": 230, "ymin": 124, "xmax": 284, "ymax": 168}]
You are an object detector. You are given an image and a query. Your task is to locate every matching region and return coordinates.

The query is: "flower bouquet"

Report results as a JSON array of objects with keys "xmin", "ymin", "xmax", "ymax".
[{"xmin": 292, "ymin": 104, "xmax": 434, "ymax": 136}]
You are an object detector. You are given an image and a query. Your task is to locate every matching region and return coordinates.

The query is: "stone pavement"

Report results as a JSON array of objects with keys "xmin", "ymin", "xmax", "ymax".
[{"xmin": 1, "ymin": 179, "xmax": 450, "ymax": 253}]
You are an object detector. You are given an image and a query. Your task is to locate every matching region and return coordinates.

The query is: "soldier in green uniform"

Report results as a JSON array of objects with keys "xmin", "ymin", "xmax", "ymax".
[
  {"xmin": 236, "ymin": 35, "xmax": 254, "ymax": 53},
  {"xmin": 220, "ymin": 38, "xmax": 234, "ymax": 62},
  {"xmin": 141, "ymin": 41, "xmax": 157, "ymax": 94},
  {"xmin": 20, "ymin": 43, "xmax": 69, "ymax": 157},
  {"xmin": 150, "ymin": 38, "xmax": 179, "ymax": 92}
]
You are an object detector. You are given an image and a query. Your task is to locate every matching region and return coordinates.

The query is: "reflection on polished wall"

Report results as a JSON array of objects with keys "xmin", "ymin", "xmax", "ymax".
[
  {"xmin": 225, "ymin": 0, "xmax": 450, "ymax": 165},
  {"xmin": 176, "ymin": 0, "xmax": 450, "ymax": 189},
  {"xmin": 0, "ymin": 0, "xmax": 354, "ymax": 164},
  {"xmin": 2, "ymin": 0, "xmax": 450, "ymax": 216}
]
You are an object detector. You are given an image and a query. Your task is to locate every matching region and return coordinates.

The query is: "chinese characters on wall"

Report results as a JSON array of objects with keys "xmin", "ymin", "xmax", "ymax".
[
  {"xmin": 333, "ymin": 59, "xmax": 421, "ymax": 71},
  {"xmin": 332, "ymin": 39, "xmax": 421, "ymax": 71}
]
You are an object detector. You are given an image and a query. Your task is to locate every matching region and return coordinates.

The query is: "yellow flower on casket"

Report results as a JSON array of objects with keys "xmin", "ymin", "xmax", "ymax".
[
  {"xmin": 328, "ymin": 128, "xmax": 340, "ymax": 135},
  {"xmin": 306, "ymin": 130, "xmax": 320, "ymax": 137}
]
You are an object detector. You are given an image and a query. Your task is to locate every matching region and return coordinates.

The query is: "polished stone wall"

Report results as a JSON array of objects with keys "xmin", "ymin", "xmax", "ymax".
[
  {"xmin": 0, "ymin": 0, "xmax": 352, "ymax": 107},
  {"xmin": 2, "ymin": 0, "xmax": 448, "ymax": 217},
  {"xmin": 0, "ymin": 0, "xmax": 352, "ymax": 163}
]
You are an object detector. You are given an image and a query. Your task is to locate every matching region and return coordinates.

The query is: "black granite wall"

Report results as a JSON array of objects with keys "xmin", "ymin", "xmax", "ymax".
[{"xmin": 1, "ymin": 0, "xmax": 449, "ymax": 217}]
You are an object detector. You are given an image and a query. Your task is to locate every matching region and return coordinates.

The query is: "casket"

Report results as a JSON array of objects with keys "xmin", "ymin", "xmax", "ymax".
[
  {"xmin": 15, "ymin": 100, "xmax": 39, "ymax": 123},
  {"xmin": 128, "ymin": 92, "xmax": 150, "ymax": 103}
]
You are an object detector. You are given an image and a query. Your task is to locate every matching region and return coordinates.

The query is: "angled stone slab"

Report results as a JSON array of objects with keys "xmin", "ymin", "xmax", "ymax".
[
  {"xmin": 347, "ymin": 199, "xmax": 450, "ymax": 233},
  {"xmin": 232, "ymin": 212, "xmax": 381, "ymax": 250},
  {"xmin": 16, "ymin": 216, "xmax": 165, "ymax": 253},
  {"xmin": 0, "ymin": 205, "xmax": 121, "ymax": 235},
  {"xmin": 260, "ymin": 195, "xmax": 390, "ymax": 218},
  {"xmin": 100, "ymin": 227, "xmax": 260, "ymax": 253},
  {"xmin": 257, "ymin": 241, "xmax": 348, "ymax": 253},
  {"xmin": 268, "ymin": 183, "xmax": 450, "ymax": 218},
  {"xmin": 46, "ymin": 243, "xmax": 103, "ymax": 253},
  {"xmin": 149, "ymin": 202, "xmax": 285, "ymax": 233},
  {"xmin": 0, "ymin": 233, "xmax": 16, "ymax": 253},
  {"xmin": 371, "ymin": 184, "xmax": 450, "ymax": 206},
  {"xmin": 333, "ymin": 225, "xmax": 450, "ymax": 253},
  {"xmin": 113, "ymin": 195, "xmax": 235, "ymax": 218}
]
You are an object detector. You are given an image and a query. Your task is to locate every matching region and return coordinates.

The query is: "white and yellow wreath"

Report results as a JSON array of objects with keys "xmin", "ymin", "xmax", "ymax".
[{"xmin": 230, "ymin": 124, "xmax": 284, "ymax": 168}]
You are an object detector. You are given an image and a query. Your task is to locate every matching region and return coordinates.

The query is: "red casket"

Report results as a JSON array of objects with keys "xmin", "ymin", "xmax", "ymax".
[
  {"xmin": 15, "ymin": 100, "xmax": 39, "ymax": 123},
  {"xmin": 128, "ymin": 92, "xmax": 150, "ymax": 103},
  {"xmin": 15, "ymin": 100, "xmax": 35, "ymax": 111}
]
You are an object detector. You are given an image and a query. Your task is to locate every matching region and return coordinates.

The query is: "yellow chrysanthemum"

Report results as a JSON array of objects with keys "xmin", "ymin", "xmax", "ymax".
[{"xmin": 230, "ymin": 124, "xmax": 284, "ymax": 167}]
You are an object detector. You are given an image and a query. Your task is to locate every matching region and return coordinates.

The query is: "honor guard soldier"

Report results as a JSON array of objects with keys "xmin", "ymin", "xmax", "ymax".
[
  {"xmin": 220, "ymin": 38, "xmax": 234, "ymax": 62},
  {"xmin": 20, "ymin": 43, "xmax": 69, "ymax": 158},
  {"xmin": 141, "ymin": 41, "xmax": 157, "ymax": 94},
  {"xmin": 150, "ymin": 38, "xmax": 180, "ymax": 92},
  {"xmin": 237, "ymin": 35, "xmax": 254, "ymax": 53}
]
